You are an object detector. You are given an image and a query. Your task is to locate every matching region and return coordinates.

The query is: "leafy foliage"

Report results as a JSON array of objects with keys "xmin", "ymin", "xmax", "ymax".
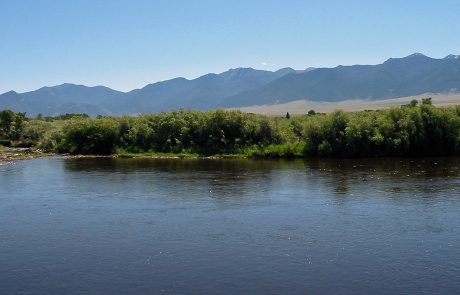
[
  {"xmin": 2, "ymin": 104, "xmax": 460, "ymax": 157},
  {"xmin": 0, "ymin": 110, "xmax": 26, "ymax": 141}
]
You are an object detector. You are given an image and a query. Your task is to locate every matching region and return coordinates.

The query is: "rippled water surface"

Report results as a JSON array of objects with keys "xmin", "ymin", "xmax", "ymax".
[{"xmin": 1, "ymin": 157, "xmax": 460, "ymax": 294}]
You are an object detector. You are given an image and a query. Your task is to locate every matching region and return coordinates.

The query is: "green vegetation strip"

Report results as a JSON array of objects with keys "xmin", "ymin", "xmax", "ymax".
[{"xmin": 1, "ymin": 98, "xmax": 460, "ymax": 158}]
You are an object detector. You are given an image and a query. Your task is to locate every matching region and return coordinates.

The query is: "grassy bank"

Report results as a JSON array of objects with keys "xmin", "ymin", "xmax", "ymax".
[{"xmin": 2, "ymin": 99, "xmax": 460, "ymax": 158}]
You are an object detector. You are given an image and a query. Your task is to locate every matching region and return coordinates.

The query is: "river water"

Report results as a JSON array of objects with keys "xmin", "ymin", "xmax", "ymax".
[{"xmin": 1, "ymin": 157, "xmax": 460, "ymax": 294}]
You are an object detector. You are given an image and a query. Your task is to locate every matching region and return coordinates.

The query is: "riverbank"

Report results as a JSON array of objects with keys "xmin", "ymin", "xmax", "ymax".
[
  {"xmin": 0, "ymin": 146, "xmax": 49, "ymax": 163},
  {"xmin": 116, "ymin": 151, "xmax": 245, "ymax": 159},
  {"xmin": 0, "ymin": 147, "xmax": 247, "ymax": 164},
  {"xmin": 2, "ymin": 102, "xmax": 460, "ymax": 158}
]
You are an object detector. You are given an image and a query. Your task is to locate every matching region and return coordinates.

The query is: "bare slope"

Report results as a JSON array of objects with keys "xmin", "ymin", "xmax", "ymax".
[{"xmin": 234, "ymin": 92, "xmax": 460, "ymax": 115}]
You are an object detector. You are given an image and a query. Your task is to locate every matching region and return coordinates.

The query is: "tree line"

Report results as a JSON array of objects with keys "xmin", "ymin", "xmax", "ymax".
[{"xmin": 1, "ymin": 99, "xmax": 460, "ymax": 157}]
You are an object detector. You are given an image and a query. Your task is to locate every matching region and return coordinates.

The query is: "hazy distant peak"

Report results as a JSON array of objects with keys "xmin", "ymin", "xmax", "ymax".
[
  {"xmin": 224, "ymin": 67, "xmax": 256, "ymax": 72},
  {"xmin": 384, "ymin": 53, "xmax": 433, "ymax": 64},
  {"xmin": 293, "ymin": 67, "xmax": 316, "ymax": 74},
  {"xmin": 407, "ymin": 52, "xmax": 427, "ymax": 58},
  {"xmin": 54, "ymin": 83, "xmax": 85, "ymax": 90},
  {"xmin": 398, "ymin": 53, "xmax": 434, "ymax": 61},
  {"xmin": 444, "ymin": 54, "xmax": 460, "ymax": 60},
  {"xmin": 196, "ymin": 73, "xmax": 219, "ymax": 80},
  {"xmin": 3, "ymin": 90, "xmax": 18, "ymax": 95},
  {"xmin": 274, "ymin": 67, "xmax": 296, "ymax": 76},
  {"xmin": 219, "ymin": 67, "xmax": 259, "ymax": 78},
  {"xmin": 274, "ymin": 67, "xmax": 315, "ymax": 75},
  {"xmin": 36, "ymin": 83, "xmax": 81, "ymax": 91},
  {"xmin": 275, "ymin": 67, "xmax": 295, "ymax": 71},
  {"xmin": 0, "ymin": 90, "xmax": 21, "ymax": 101},
  {"xmin": 3, "ymin": 52, "xmax": 460, "ymax": 116},
  {"xmin": 140, "ymin": 77, "xmax": 189, "ymax": 89}
]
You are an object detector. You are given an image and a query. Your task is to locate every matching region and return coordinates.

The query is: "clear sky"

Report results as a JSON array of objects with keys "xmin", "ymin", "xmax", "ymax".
[{"xmin": 1, "ymin": 0, "xmax": 459, "ymax": 93}]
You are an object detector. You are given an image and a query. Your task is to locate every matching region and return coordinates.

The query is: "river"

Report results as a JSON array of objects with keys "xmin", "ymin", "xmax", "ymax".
[{"xmin": 1, "ymin": 157, "xmax": 459, "ymax": 294}]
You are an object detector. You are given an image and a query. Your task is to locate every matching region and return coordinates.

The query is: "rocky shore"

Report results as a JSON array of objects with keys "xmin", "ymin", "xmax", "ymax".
[{"xmin": 0, "ymin": 147, "xmax": 48, "ymax": 163}]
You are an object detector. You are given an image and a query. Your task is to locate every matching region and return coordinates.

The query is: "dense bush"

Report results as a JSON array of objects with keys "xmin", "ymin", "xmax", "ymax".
[
  {"xmin": 58, "ymin": 118, "xmax": 119, "ymax": 154},
  {"xmin": 115, "ymin": 110, "xmax": 282, "ymax": 155},
  {"xmin": 2, "ymin": 103, "xmax": 460, "ymax": 157},
  {"xmin": 0, "ymin": 109, "xmax": 26, "ymax": 141}
]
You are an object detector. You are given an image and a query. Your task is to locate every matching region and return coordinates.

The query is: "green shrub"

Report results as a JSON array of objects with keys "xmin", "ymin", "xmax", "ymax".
[
  {"xmin": 59, "ymin": 118, "xmax": 119, "ymax": 154},
  {"xmin": 3, "ymin": 105, "xmax": 460, "ymax": 157}
]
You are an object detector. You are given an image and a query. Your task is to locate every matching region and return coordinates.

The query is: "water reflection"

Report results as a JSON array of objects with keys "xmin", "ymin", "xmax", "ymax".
[
  {"xmin": 302, "ymin": 158, "xmax": 460, "ymax": 197},
  {"xmin": 58, "ymin": 156, "xmax": 460, "ymax": 209},
  {"xmin": 1, "ymin": 157, "xmax": 460, "ymax": 294}
]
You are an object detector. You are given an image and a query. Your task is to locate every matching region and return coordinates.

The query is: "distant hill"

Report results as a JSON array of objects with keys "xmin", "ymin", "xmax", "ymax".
[
  {"xmin": 115, "ymin": 67, "xmax": 296, "ymax": 113},
  {"xmin": 0, "ymin": 68, "xmax": 297, "ymax": 116},
  {"xmin": 0, "ymin": 53, "xmax": 459, "ymax": 116},
  {"xmin": 220, "ymin": 53, "xmax": 460, "ymax": 107},
  {"xmin": 0, "ymin": 84, "xmax": 123, "ymax": 116}
]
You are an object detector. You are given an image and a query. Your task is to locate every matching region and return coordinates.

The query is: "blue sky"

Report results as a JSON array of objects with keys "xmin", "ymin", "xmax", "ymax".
[{"xmin": 1, "ymin": 0, "xmax": 459, "ymax": 93}]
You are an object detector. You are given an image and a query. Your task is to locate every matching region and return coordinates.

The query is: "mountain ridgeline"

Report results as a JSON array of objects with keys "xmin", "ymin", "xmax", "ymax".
[{"xmin": 1, "ymin": 53, "xmax": 459, "ymax": 116}]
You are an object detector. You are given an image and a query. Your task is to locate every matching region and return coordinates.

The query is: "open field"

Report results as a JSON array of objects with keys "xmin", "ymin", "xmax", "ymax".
[{"xmin": 234, "ymin": 92, "xmax": 460, "ymax": 115}]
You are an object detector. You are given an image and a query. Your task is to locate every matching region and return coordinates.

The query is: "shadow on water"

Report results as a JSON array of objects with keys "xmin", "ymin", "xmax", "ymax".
[
  {"xmin": 62, "ymin": 158, "xmax": 305, "ymax": 205},
  {"xmin": 61, "ymin": 157, "xmax": 460, "ymax": 203},
  {"xmin": 63, "ymin": 157, "xmax": 299, "ymax": 173},
  {"xmin": 300, "ymin": 157, "xmax": 460, "ymax": 208},
  {"xmin": 63, "ymin": 156, "xmax": 460, "ymax": 178}
]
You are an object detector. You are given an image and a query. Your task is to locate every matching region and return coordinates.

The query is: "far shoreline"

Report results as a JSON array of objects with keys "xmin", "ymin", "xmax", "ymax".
[{"xmin": 3, "ymin": 148, "xmax": 460, "ymax": 165}]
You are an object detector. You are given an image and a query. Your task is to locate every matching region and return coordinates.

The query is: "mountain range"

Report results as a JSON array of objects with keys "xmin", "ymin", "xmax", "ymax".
[{"xmin": 1, "ymin": 53, "xmax": 459, "ymax": 116}]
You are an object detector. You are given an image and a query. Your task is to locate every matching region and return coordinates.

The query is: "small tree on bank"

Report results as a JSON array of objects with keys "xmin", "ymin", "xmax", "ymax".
[{"xmin": 422, "ymin": 97, "xmax": 432, "ymax": 105}]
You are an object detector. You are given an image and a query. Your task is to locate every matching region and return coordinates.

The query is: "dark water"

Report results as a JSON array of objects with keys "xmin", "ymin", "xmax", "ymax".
[{"xmin": 1, "ymin": 157, "xmax": 460, "ymax": 294}]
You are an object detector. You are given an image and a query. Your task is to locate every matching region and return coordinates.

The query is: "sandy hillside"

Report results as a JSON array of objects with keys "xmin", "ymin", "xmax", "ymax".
[{"xmin": 231, "ymin": 93, "xmax": 460, "ymax": 115}]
